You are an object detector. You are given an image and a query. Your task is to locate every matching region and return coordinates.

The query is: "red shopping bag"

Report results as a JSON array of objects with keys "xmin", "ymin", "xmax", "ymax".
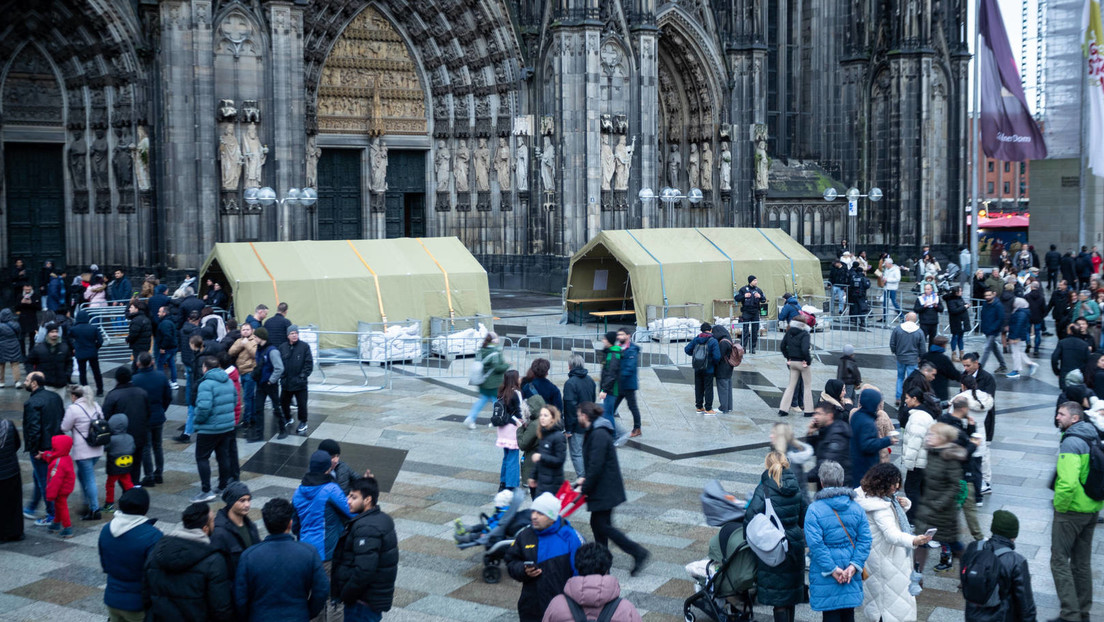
[{"xmin": 556, "ymin": 480, "xmax": 587, "ymax": 518}]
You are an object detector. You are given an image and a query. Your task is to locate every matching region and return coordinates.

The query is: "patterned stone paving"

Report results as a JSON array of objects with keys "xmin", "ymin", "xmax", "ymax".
[{"xmin": 1, "ymin": 300, "xmax": 1102, "ymax": 621}]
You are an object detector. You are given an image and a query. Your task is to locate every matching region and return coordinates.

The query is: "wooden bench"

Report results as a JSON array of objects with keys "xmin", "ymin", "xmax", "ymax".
[
  {"xmin": 588, "ymin": 309, "xmax": 636, "ymax": 334},
  {"xmin": 566, "ymin": 296, "xmax": 632, "ymax": 324}
]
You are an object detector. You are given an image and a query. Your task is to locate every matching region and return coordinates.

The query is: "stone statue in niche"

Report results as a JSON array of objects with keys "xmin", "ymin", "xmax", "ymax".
[
  {"xmin": 494, "ymin": 137, "xmax": 511, "ymax": 192},
  {"xmin": 369, "ymin": 137, "xmax": 388, "ymax": 192},
  {"xmin": 241, "ymin": 124, "xmax": 268, "ymax": 188},
  {"xmin": 538, "ymin": 136, "xmax": 555, "ymax": 193},
  {"xmin": 68, "ymin": 130, "xmax": 87, "ymax": 190},
  {"xmin": 454, "ymin": 141, "xmax": 470, "ymax": 192},
  {"xmin": 600, "ymin": 134, "xmax": 614, "ymax": 191},
  {"xmin": 700, "ymin": 142, "xmax": 713, "ymax": 191},
  {"xmin": 134, "ymin": 126, "xmax": 150, "ymax": 191},
  {"xmin": 113, "ymin": 127, "xmax": 134, "ymax": 189},
  {"xmin": 434, "ymin": 140, "xmax": 450, "ymax": 192},
  {"xmin": 306, "ymin": 135, "xmax": 321, "ymax": 188},
  {"xmin": 666, "ymin": 145, "xmax": 680, "ymax": 189},
  {"xmin": 612, "ymin": 135, "xmax": 635, "ymax": 191},
  {"xmin": 473, "ymin": 138, "xmax": 490, "ymax": 192},
  {"xmin": 754, "ymin": 129, "xmax": 769, "ymax": 191},
  {"xmin": 516, "ymin": 140, "xmax": 529, "ymax": 190},
  {"xmin": 720, "ymin": 141, "xmax": 732, "ymax": 191},
  {"xmin": 540, "ymin": 116, "xmax": 554, "ymax": 136},
  {"xmin": 688, "ymin": 143, "xmax": 700, "ymax": 190},
  {"xmin": 219, "ymin": 124, "xmax": 243, "ymax": 190},
  {"xmin": 90, "ymin": 129, "xmax": 109, "ymax": 189}
]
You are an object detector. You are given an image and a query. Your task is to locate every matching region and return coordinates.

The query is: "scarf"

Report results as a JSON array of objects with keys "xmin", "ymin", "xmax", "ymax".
[
  {"xmin": 0, "ymin": 419, "xmax": 10, "ymax": 449},
  {"xmin": 886, "ymin": 495, "xmax": 912, "ymax": 536},
  {"xmin": 919, "ymin": 292, "xmax": 938, "ymax": 307}
]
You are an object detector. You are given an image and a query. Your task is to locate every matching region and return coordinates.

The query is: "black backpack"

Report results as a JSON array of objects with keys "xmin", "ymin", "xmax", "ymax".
[
  {"xmin": 563, "ymin": 594, "xmax": 622, "ymax": 622},
  {"xmin": 1082, "ymin": 436, "xmax": 1104, "ymax": 501},
  {"xmin": 959, "ymin": 539, "xmax": 1013, "ymax": 607},
  {"xmin": 490, "ymin": 398, "xmax": 512, "ymax": 427},
  {"xmin": 78, "ymin": 405, "xmax": 112, "ymax": 447},
  {"xmin": 691, "ymin": 341, "xmax": 709, "ymax": 371}
]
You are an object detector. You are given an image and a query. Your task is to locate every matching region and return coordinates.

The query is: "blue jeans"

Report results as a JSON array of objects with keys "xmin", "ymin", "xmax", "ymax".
[
  {"xmin": 1032, "ymin": 322, "xmax": 1045, "ymax": 350},
  {"xmin": 979, "ymin": 334, "xmax": 1006, "ymax": 369},
  {"xmin": 567, "ymin": 431, "xmax": 585, "ymax": 477},
  {"xmin": 832, "ymin": 286, "xmax": 848, "ymax": 314},
  {"xmin": 26, "ymin": 456, "xmax": 54, "ymax": 517},
  {"xmin": 75, "ymin": 457, "xmax": 100, "ymax": 512},
  {"xmin": 184, "ymin": 366, "xmax": 197, "ymax": 435},
  {"xmin": 345, "ymin": 603, "xmax": 382, "ymax": 622},
  {"xmin": 240, "ymin": 374, "xmax": 256, "ymax": 425},
  {"xmin": 159, "ymin": 348, "xmax": 178, "ymax": 382},
  {"xmin": 500, "ymin": 448, "xmax": 520, "ymax": 488},
  {"xmin": 895, "ymin": 362, "xmax": 916, "ymax": 400},
  {"xmin": 950, "ymin": 332, "xmax": 964, "ymax": 352},
  {"xmin": 465, "ymin": 390, "xmax": 496, "ymax": 425},
  {"xmin": 884, "ymin": 289, "xmax": 900, "ymax": 321},
  {"xmin": 602, "ymin": 393, "xmax": 619, "ymax": 424}
]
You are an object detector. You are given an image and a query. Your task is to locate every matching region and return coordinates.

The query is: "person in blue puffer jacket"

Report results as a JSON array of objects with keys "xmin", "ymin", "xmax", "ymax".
[
  {"xmin": 805, "ymin": 460, "xmax": 871, "ymax": 620},
  {"xmin": 97, "ymin": 487, "xmax": 163, "ymax": 620},
  {"xmin": 778, "ymin": 294, "xmax": 802, "ymax": 325},
  {"xmin": 192, "ymin": 356, "xmax": 237, "ymax": 502},
  {"xmin": 849, "ymin": 387, "xmax": 895, "ymax": 486},
  {"xmin": 293, "ymin": 449, "xmax": 355, "ymax": 564},
  {"xmin": 1006, "ymin": 296, "xmax": 1038, "ymax": 378}
]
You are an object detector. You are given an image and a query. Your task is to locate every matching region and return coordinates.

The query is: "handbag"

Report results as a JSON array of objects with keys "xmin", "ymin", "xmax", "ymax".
[
  {"xmin": 78, "ymin": 404, "xmax": 112, "ymax": 447},
  {"xmin": 831, "ymin": 508, "xmax": 870, "ymax": 581},
  {"xmin": 745, "ymin": 497, "xmax": 789, "ymax": 566}
]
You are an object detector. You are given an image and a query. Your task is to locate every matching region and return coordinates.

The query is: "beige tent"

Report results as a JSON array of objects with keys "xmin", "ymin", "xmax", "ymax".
[
  {"xmin": 200, "ymin": 238, "xmax": 491, "ymax": 348},
  {"xmin": 566, "ymin": 228, "xmax": 823, "ymax": 326}
]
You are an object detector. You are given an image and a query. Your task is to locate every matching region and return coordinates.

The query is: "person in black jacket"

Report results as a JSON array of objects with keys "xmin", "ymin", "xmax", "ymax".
[
  {"xmin": 331, "ymin": 477, "xmax": 399, "ymax": 619},
  {"xmin": 712, "ymin": 324, "xmax": 736, "ymax": 414},
  {"xmin": 743, "ymin": 451, "xmax": 808, "ymax": 622},
  {"xmin": 944, "ymin": 286, "xmax": 971, "ymax": 361},
  {"xmin": 778, "ymin": 314, "xmax": 813, "ymax": 417},
  {"xmin": 25, "ymin": 323, "xmax": 71, "ymax": 391},
  {"xmin": 829, "ymin": 259, "xmax": 851, "ymax": 315},
  {"xmin": 208, "ymin": 481, "xmax": 258, "ymax": 579},
  {"xmin": 1024, "ymin": 281, "xmax": 1047, "ymax": 355},
  {"xmin": 1048, "ymin": 280, "xmax": 1073, "ymax": 339},
  {"xmin": 1046, "ymin": 244, "xmax": 1062, "ymax": 292},
  {"xmin": 961, "ymin": 510, "xmax": 1036, "ymax": 622},
  {"xmin": 126, "ymin": 300, "xmax": 152, "ymax": 371},
  {"xmin": 529, "ymin": 406, "xmax": 567, "ymax": 497},
  {"xmin": 21, "ymin": 372, "xmax": 63, "ymax": 523},
  {"xmin": 279, "ymin": 325, "xmax": 313, "ymax": 436},
  {"xmin": 132, "ymin": 352, "xmax": 171, "ymax": 486},
  {"xmin": 901, "ymin": 361, "xmax": 936, "ymax": 401},
  {"xmin": 561, "ymin": 355, "xmax": 595, "ymax": 478},
  {"xmin": 806, "ymin": 400, "xmax": 853, "ymax": 487},
  {"xmin": 735, "ymin": 275, "xmax": 766, "ymax": 352},
  {"xmin": 263, "ymin": 302, "xmax": 292, "ymax": 349},
  {"xmin": 575, "ymin": 402, "xmax": 650, "ymax": 575},
  {"xmin": 154, "ymin": 306, "xmax": 179, "ymax": 388},
  {"xmin": 103, "ymin": 366, "xmax": 150, "ymax": 482},
  {"xmin": 1052, "ymin": 324, "xmax": 1091, "ymax": 389},
  {"xmin": 914, "ymin": 282, "xmax": 944, "ymax": 349},
  {"xmin": 504, "ymin": 492, "xmax": 584, "ymax": 622},
  {"xmin": 143, "ymin": 502, "xmax": 233, "ymax": 622},
  {"xmin": 920, "ymin": 337, "xmax": 961, "ymax": 401},
  {"xmin": 70, "ymin": 310, "xmax": 104, "ymax": 395},
  {"xmin": 1060, "ymin": 252, "xmax": 1077, "ymax": 289}
]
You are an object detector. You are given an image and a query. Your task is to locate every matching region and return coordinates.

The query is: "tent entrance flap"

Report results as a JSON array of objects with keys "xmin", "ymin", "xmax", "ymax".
[{"xmin": 565, "ymin": 243, "xmax": 634, "ymax": 325}]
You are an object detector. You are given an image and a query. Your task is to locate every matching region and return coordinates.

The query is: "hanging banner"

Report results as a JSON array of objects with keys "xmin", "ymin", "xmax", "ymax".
[
  {"xmin": 978, "ymin": 0, "xmax": 1047, "ymax": 161},
  {"xmin": 1086, "ymin": 0, "xmax": 1104, "ymax": 176}
]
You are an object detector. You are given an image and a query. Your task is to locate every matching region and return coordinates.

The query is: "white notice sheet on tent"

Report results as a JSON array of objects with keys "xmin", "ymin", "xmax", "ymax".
[{"xmin": 593, "ymin": 269, "xmax": 608, "ymax": 291}]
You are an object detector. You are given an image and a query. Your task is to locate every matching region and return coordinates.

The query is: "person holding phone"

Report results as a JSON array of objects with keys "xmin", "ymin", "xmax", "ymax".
[
  {"xmin": 854, "ymin": 463, "xmax": 933, "ymax": 621},
  {"xmin": 504, "ymin": 493, "xmax": 583, "ymax": 622}
]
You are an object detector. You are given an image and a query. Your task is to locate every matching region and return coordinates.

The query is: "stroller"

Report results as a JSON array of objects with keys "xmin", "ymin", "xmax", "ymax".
[
  {"xmin": 683, "ymin": 480, "xmax": 756, "ymax": 622},
  {"xmin": 455, "ymin": 489, "xmax": 531, "ymax": 584}
]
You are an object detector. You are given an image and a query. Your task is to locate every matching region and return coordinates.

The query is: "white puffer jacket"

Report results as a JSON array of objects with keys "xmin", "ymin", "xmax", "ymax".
[
  {"xmin": 854, "ymin": 489, "xmax": 918, "ymax": 622},
  {"xmin": 900, "ymin": 408, "xmax": 934, "ymax": 471},
  {"xmin": 950, "ymin": 389, "xmax": 993, "ymax": 422}
]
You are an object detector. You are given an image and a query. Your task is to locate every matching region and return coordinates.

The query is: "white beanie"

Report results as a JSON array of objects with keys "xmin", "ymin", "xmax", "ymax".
[
  {"xmin": 493, "ymin": 489, "xmax": 514, "ymax": 507},
  {"xmin": 530, "ymin": 492, "xmax": 561, "ymax": 521}
]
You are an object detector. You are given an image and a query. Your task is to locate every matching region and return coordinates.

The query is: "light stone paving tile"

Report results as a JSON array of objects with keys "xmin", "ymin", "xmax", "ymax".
[
  {"xmin": 404, "ymin": 595, "xmax": 512, "ymax": 622},
  {"xmin": 2, "ymin": 601, "xmax": 107, "ymax": 622},
  {"xmin": 0, "ymin": 553, "xmax": 66, "ymax": 575}
]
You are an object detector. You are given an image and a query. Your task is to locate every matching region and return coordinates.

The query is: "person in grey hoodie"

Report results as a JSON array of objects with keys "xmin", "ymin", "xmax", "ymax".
[
  {"xmin": 561, "ymin": 355, "xmax": 596, "ymax": 478},
  {"xmin": 104, "ymin": 414, "xmax": 136, "ymax": 512},
  {"xmin": 889, "ymin": 312, "xmax": 927, "ymax": 405}
]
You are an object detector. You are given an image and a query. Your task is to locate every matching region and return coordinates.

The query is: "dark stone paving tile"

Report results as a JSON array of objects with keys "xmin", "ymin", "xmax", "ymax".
[
  {"xmin": 429, "ymin": 489, "xmax": 494, "ymax": 507},
  {"xmin": 240, "ymin": 439, "xmax": 406, "ymax": 492},
  {"xmin": 44, "ymin": 564, "xmax": 108, "ymax": 590},
  {"xmin": 5, "ymin": 577, "xmax": 101, "ymax": 606},
  {"xmin": 624, "ymin": 590, "xmax": 684, "ymax": 615},
  {"xmin": 446, "ymin": 576, "xmax": 523, "ymax": 610},
  {"xmin": 403, "ymin": 461, "xmax": 467, "ymax": 478},
  {"xmin": 0, "ymin": 535, "xmax": 75, "ymax": 557}
]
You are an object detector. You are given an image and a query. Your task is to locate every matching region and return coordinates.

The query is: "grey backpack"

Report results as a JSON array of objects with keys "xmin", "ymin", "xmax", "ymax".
[{"xmin": 745, "ymin": 497, "xmax": 788, "ymax": 566}]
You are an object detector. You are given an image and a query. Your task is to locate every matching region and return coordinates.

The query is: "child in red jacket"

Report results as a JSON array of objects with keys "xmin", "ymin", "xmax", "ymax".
[{"xmin": 40, "ymin": 434, "xmax": 76, "ymax": 538}]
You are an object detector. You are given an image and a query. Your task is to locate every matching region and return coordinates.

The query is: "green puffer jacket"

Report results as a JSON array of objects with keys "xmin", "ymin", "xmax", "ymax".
[
  {"xmin": 916, "ymin": 443, "xmax": 967, "ymax": 538},
  {"xmin": 476, "ymin": 345, "xmax": 509, "ymax": 395},
  {"xmin": 518, "ymin": 394, "xmax": 545, "ymax": 483},
  {"xmin": 1055, "ymin": 420, "xmax": 1104, "ymax": 514},
  {"xmin": 743, "ymin": 469, "xmax": 807, "ymax": 607}
]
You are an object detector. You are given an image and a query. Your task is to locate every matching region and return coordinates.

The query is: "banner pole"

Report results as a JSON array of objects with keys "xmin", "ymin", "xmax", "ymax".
[
  {"xmin": 970, "ymin": 0, "xmax": 982, "ymax": 273},
  {"xmin": 1080, "ymin": 41, "xmax": 1088, "ymax": 250}
]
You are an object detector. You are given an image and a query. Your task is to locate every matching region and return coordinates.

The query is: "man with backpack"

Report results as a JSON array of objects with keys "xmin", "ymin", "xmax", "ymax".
[
  {"xmin": 960, "ymin": 509, "xmax": 1036, "ymax": 621},
  {"xmin": 711, "ymin": 324, "xmax": 741, "ymax": 415},
  {"xmin": 1051, "ymin": 401, "xmax": 1104, "ymax": 622},
  {"xmin": 683, "ymin": 323, "xmax": 721, "ymax": 415},
  {"xmin": 735, "ymin": 275, "xmax": 765, "ymax": 353}
]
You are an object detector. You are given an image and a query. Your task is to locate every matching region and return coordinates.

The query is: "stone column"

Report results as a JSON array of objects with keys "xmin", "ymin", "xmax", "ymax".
[
  {"xmin": 266, "ymin": 1, "xmax": 307, "ymax": 241},
  {"xmin": 632, "ymin": 24, "xmax": 659, "ymax": 229}
]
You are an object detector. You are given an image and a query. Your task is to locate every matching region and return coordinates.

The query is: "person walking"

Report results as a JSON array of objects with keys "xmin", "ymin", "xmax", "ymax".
[
  {"xmin": 712, "ymin": 324, "xmax": 737, "ymax": 414},
  {"xmin": 60, "ymin": 384, "xmax": 104, "ymax": 520},
  {"xmin": 855, "ymin": 463, "xmax": 932, "ymax": 622},
  {"xmin": 102, "ymin": 366, "xmax": 150, "ymax": 484},
  {"xmin": 528, "ymin": 405, "xmax": 566, "ymax": 498},
  {"xmin": 70, "ymin": 309, "xmax": 104, "ymax": 395},
  {"xmin": 125, "ymin": 301, "xmax": 152, "ymax": 370},
  {"xmin": 191, "ymin": 356, "xmax": 236, "ymax": 503},
  {"xmin": 98, "ymin": 487, "xmax": 162, "ymax": 622},
  {"xmin": 920, "ymin": 336, "xmax": 961, "ymax": 401},
  {"xmin": 228, "ymin": 322, "xmax": 259, "ymax": 429},
  {"xmin": 978, "ymin": 290, "xmax": 1008, "ymax": 374},
  {"xmin": 744, "ymin": 451, "xmax": 806, "ymax": 622},
  {"xmin": 805, "ymin": 460, "xmax": 871, "ymax": 622},
  {"xmin": 561, "ymin": 354, "xmax": 595, "ymax": 478},
  {"xmin": 899, "ymin": 387, "xmax": 937, "ymax": 520},
  {"xmin": 684, "ymin": 323, "xmax": 721, "ymax": 415},
  {"xmin": 913, "ymin": 422, "xmax": 969, "ymax": 573},
  {"xmin": 41, "ymin": 432, "xmax": 76, "ymax": 538},
  {"xmin": 505, "ymin": 492, "xmax": 585, "ymax": 622},
  {"xmin": 464, "ymin": 332, "xmax": 509, "ymax": 429},
  {"xmin": 153, "ymin": 306, "xmax": 179, "ymax": 389},
  {"xmin": 234, "ymin": 497, "xmax": 329, "ymax": 621},
  {"xmin": 143, "ymin": 502, "xmax": 234, "ymax": 622},
  {"xmin": 22, "ymin": 371, "xmax": 63, "ymax": 525},
  {"xmin": 1049, "ymin": 280, "xmax": 1074, "ymax": 339},
  {"xmin": 889, "ymin": 312, "xmax": 926, "ymax": 405},
  {"xmin": 849, "ymin": 388, "xmax": 895, "ymax": 486},
  {"xmin": 330, "ymin": 477, "xmax": 399, "ymax": 622},
  {"xmin": 0, "ymin": 308, "xmax": 22, "ymax": 388},
  {"xmin": 1006, "ymin": 297, "xmax": 1039, "ymax": 378},
  {"xmin": 914, "ymin": 283, "xmax": 943, "ymax": 349},
  {"xmin": 945, "ymin": 286, "xmax": 970, "ymax": 361},
  {"xmin": 961, "ymin": 509, "xmax": 1037, "ymax": 622},
  {"xmin": 778, "ymin": 314, "xmax": 813, "ymax": 417},
  {"xmin": 807, "ymin": 399, "xmax": 853, "ymax": 487},
  {"xmin": 542, "ymin": 542, "xmax": 644, "ymax": 622},
  {"xmin": 576, "ymin": 402, "xmax": 651, "ymax": 575},
  {"xmin": 1026, "ymin": 281, "xmax": 1047, "ymax": 355},
  {"xmin": 1051, "ymin": 401, "xmax": 1103, "ymax": 622},
  {"xmin": 1046, "ymin": 244, "xmax": 1062, "ymax": 291},
  {"xmin": 881, "ymin": 257, "xmax": 903, "ymax": 323},
  {"xmin": 614, "ymin": 327, "xmax": 644, "ymax": 433},
  {"xmin": 0, "ymin": 416, "xmax": 22, "ymax": 542},
  {"xmin": 132, "ymin": 352, "xmax": 170, "ymax": 487},
  {"xmin": 279, "ymin": 325, "xmax": 313, "ymax": 436},
  {"xmin": 250, "ymin": 327, "xmax": 282, "ymax": 442},
  {"xmin": 736, "ymin": 275, "xmax": 766, "ymax": 353}
]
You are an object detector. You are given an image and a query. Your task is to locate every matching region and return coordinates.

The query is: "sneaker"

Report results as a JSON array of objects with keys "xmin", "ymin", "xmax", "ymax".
[
  {"xmin": 173, "ymin": 433, "xmax": 191, "ymax": 443},
  {"xmin": 695, "ymin": 407, "xmax": 705, "ymax": 414},
  {"xmin": 140, "ymin": 477, "xmax": 156, "ymax": 488},
  {"xmin": 14, "ymin": 381, "xmax": 23, "ymax": 389},
  {"xmin": 213, "ymin": 487, "xmax": 224, "ymax": 498},
  {"xmin": 170, "ymin": 381, "xmax": 180, "ymax": 390},
  {"xmin": 980, "ymin": 481, "xmax": 993, "ymax": 495},
  {"xmin": 34, "ymin": 517, "xmax": 53, "ymax": 527},
  {"xmin": 777, "ymin": 410, "xmax": 789, "ymax": 417},
  {"xmin": 59, "ymin": 528, "xmax": 74, "ymax": 539},
  {"xmin": 629, "ymin": 428, "xmax": 642, "ymax": 438},
  {"xmin": 703, "ymin": 410, "xmax": 717, "ymax": 416},
  {"xmin": 994, "ymin": 366, "xmax": 1008, "ymax": 374},
  {"xmin": 976, "ymin": 499, "xmax": 984, "ymax": 507},
  {"xmin": 47, "ymin": 521, "xmax": 60, "ymax": 532},
  {"xmin": 1027, "ymin": 362, "xmax": 1039, "ymax": 376},
  {"xmin": 81, "ymin": 510, "xmax": 102, "ymax": 521},
  {"xmin": 22, "ymin": 508, "xmax": 37, "ymax": 520},
  {"xmin": 466, "ymin": 421, "xmax": 476, "ymax": 430},
  {"xmin": 102, "ymin": 503, "xmax": 116, "ymax": 513},
  {"xmin": 296, "ymin": 422, "xmax": 308, "ymax": 435},
  {"xmin": 934, "ymin": 559, "xmax": 954, "ymax": 572},
  {"xmin": 1005, "ymin": 370, "xmax": 1020, "ymax": 378},
  {"xmin": 277, "ymin": 424, "xmax": 289, "ymax": 440},
  {"xmin": 190, "ymin": 490, "xmax": 217, "ymax": 503}
]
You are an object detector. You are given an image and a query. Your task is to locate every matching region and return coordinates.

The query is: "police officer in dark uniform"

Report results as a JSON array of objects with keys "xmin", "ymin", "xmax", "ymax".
[{"xmin": 735, "ymin": 275, "xmax": 765, "ymax": 354}]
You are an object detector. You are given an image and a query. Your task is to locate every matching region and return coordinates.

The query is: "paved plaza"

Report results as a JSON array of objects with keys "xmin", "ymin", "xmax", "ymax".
[{"xmin": 1, "ymin": 295, "xmax": 1101, "ymax": 621}]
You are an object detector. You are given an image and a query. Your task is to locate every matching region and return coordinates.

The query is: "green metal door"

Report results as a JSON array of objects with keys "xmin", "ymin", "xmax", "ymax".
[
  {"xmin": 5, "ymin": 143, "xmax": 65, "ymax": 268},
  {"xmin": 384, "ymin": 150, "xmax": 425, "ymax": 238},
  {"xmin": 316, "ymin": 149, "xmax": 362, "ymax": 240}
]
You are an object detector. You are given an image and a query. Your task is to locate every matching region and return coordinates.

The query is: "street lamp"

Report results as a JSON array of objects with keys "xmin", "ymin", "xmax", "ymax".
[
  {"xmin": 638, "ymin": 186, "xmax": 703, "ymax": 207},
  {"xmin": 244, "ymin": 186, "xmax": 318, "ymax": 209},
  {"xmin": 824, "ymin": 186, "xmax": 881, "ymax": 247}
]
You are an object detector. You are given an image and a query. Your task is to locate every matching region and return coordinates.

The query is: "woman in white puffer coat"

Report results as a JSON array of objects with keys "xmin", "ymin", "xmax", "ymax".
[
  {"xmin": 854, "ymin": 463, "xmax": 933, "ymax": 622},
  {"xmin": 899, "ymin": 387, "xmax": 937, "ymax": 520}
]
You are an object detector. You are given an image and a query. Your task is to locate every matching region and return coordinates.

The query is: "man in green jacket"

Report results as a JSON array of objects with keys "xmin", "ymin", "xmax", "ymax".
[{"xmin": 1051, "ymin": 401, "xmax": 1104, "ymax": 622}]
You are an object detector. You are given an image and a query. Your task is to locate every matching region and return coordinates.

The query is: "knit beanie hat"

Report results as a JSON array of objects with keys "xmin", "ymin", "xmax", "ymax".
[
  {"xmin": 254, "ymin": 327, "xmax": 268, "ymax": 341},
  {"xmin": 493, "ymin": 489, "xmax": 514, "ymax": 507},
  {"xmin": 221, "ymin": 481, "xmax": 251, "ymax": 506},
  {"xmin": 118, "ymin": 487, "xmax": 150, "ymax": 515},
  {"xmin": 748, "ymin": 275, "xmax": 757, "ymax": 283},
  {"xmin": 115, "ymin": 366, "xmax": 132, "ymax": 383},
  {"xmin": 287, "ymin": 324, "xmax": 300, "ymax": 335},
  {"xmin": 842, "ymin": 344, "xmax": 855, "ymax": 356},
  {"xmin": 604, "ymin": 331, "xmax": 618, "ymax": 345},
  {"xmin": 530, "ymin": 492, "xmax": 561, "ymax": 521},
  {"xmin": 318, "ymin": 439, "xmax": 341, "ymax": 456},
  {"xmin": 309, "ymin": 449, "xmax": 332, "ymax": 474},
  {"xmin": 990, "ymin": 510, "xmax": 1019, "ymax": 539}
]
